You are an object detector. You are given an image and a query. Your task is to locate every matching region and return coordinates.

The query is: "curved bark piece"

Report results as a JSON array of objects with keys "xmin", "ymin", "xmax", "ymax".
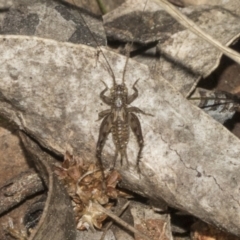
[
  {"xmin": 0, "ymin": 36, "xmax": 239, "ymax": 236},
  {"xmin": 0, "ymin": 170, "xmax": 44, "ymax": 215},
  {"xmin": 19, "ymin": 132, "xmax": 76, "ymax": 240},
  {"xmin": 103, "ymin": 0, "xmax": 240, "ymax": 96}
]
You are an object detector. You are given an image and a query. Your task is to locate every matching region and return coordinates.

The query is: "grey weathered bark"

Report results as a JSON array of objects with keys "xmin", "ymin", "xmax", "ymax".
[
  {"xmin": 19, "ymin": 132, "xmax": 76, "ymax": 240},
  {"xmin": 103, "ymin": 0, "xmax": 240, "ymax": 96},
  {"xmin": 0, "ymin": 36, "xmax": 239, "ymax": 236},
  {"xmin": 0, "ymin": 170, "xmax": 44, "ymax": 215}
]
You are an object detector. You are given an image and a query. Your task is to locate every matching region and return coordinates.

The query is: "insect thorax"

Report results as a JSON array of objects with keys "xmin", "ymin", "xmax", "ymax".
[{"xmin": 111, "ymin": 84, "xmax": 128, "ymax": 108}]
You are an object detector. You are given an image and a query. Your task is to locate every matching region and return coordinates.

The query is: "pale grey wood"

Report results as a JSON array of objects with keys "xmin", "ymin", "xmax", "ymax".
[{"xmin": 0, "ymin": 36, "xmax": 239, "ymax": 236}]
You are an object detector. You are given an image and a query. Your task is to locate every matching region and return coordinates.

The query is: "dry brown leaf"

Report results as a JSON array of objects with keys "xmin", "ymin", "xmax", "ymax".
[{"xmin": 55, "ymin": 151, "xmax": 129, "ymax": 231}]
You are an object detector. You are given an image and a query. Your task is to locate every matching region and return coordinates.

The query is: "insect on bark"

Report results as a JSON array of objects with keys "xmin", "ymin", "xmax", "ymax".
[
  {"xmin": 96, "ymin": 55, "xmax": 153, "ymax": 173},
  {"xmin": 75, "ymin": 1, "xmax": 152, "ymax": 173}
]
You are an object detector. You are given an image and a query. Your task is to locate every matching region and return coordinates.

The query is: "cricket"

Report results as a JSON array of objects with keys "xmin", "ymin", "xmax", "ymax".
[
  {"xmin": 96, "ymin": 62, "xmax": 152, "ymax": 173},
  {"xmin": 75, "ymin": 1, "xmax": 152, "ymax": 173}
]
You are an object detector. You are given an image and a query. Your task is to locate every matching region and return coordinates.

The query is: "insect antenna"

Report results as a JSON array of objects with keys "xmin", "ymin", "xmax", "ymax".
[
  {"xmin": 122, "ymin": 44, "xmax": 130, "ymax": 84},
  {"xmin": 121, "ymin": 0, "xmax": 149, "ymax": 84},
  {"xmin": 71, "ymin": 0, "xmax": 117, "ymax": 85}
]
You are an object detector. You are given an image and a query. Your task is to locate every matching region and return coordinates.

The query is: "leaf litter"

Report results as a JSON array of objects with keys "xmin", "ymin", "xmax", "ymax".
[
  {"xmin": 0, "ymin": 0, "xmax": 240, "ymax": 239},
  {"xmin": 55, "ymin": 151, "xmax": 129, "ymax": 231}
]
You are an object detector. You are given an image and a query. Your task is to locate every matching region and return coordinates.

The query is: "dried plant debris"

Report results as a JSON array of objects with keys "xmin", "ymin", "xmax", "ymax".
[
  {"xmin": 191, "ymin": 221, "xmax": 240, "ymax": 240},
  {"xmin": 0, "ymin": 0, "xmax": 106, "ymax": 46},
  {"xmin": 130, "ymin": 202, "xmax": 173, "ymax": 240},
  {"xmin": 4, "ymin": 218, "xmax": 28, "ymax": 240},
  {"xmin": 4, "ymin": 196, "xmax": 46, "ymax": 240},
  {"xmin": 55, "ymin": 151, "xmax": 129, "ymax": 231},
  {"xmin": 190, "ymin": 88, "xmax": 240, "ymax": 124},
  {"xmin": 1, "ymin": 36, "xmax": 240, "ymax": 236},
  {"xmin": 56, "ymin": 152, "xmax": 165, "ymax": 240}
]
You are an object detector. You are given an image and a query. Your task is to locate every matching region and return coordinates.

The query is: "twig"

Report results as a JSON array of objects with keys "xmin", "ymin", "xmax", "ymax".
[
  {"xmin": 0, "ymin": 170, "xmax": 44, "ymax": 215},
  {"xmin": 92, "ymin": 202, "xmax": 152, "ymax": 240},
  {"xmin": 100, "ymin": 201, "xmax": 130, "ymax": 240}
]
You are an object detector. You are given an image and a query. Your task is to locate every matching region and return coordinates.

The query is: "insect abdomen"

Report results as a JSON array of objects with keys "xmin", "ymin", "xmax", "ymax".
[{"xmin": 112, "ymin": 118, "xmax": 129, "ymax": 151}]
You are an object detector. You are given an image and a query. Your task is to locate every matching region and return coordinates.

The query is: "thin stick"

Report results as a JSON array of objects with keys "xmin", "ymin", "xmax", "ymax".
[
  {"xmin": 76, "ymin": 168, "xmax": 100, "ymax": 187},
  {"xmin": 100, "ymin": 201, "xmax": 130, "ymax": 240},
  {"xmin": 92, "ymin": 202, "xmax": 152, "ymax": 240}
]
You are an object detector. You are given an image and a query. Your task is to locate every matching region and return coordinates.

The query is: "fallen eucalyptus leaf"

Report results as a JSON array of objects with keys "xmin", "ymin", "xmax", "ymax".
[
  {"xmin": 191, "ymin": 220, "xmax": 240, "ymax": 240},
  {"xmin": 0, "ymin": 36, "xmax": 240, "ymax": 236},
  {"xmin": 103, "ymin": 0, "xmax": 240, "ymax": 96}
]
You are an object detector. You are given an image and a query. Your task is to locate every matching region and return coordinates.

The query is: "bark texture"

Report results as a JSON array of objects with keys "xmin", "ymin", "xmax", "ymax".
[
  {"xmin": 0, "ymin": 36, "xmax": 239, "ymax": 236},
  {"xmin": 19, "ymin": 132, "xmax": 76, "ymax": 240}
]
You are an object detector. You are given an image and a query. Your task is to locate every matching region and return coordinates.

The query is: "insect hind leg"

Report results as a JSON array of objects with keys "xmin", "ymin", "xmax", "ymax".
[
  {"xmin": 121, "ymin": 149, "xmax": 129, "ymax": 166},
  {"xmin": 112, "ymin": 148, "xmax": 129, "ymax": 169},
  {"xmin": 96, "ymin": 114, "xmax": 112, "ymax": 181},
  {"xmin": 127, "ymin": 106, "xmax": 153, "ymax": 116},
  {"xmin": 112, "ymin": 150, "xmax": 118, "ymax": 169},
  {"xmin": 129, "ymin": 113, "xmax": 144, "ymax": 173}
]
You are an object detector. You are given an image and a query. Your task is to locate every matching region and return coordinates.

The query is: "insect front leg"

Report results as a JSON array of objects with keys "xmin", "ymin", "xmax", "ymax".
[
  {"xmin": 127, "ymin": 79, "xmax": 139, "ymax": 104},
  {"xmin": 100, "ymin": 81, "xmax": 112, "ymax": 105},
  {"xmin": 129, "ymin": 113, "xmax": 144, "ymax": 173}
]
